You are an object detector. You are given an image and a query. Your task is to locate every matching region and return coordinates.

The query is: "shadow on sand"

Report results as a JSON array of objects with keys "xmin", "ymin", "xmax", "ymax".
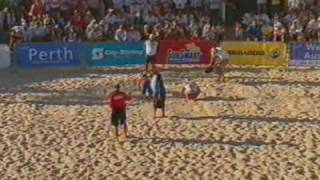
[
  {"xmin": 1, "ymin": 93, "xmax": 105, "ymax": 106},
  {"xmin": 227, "ymin": 76, "xmax": 320, "ymax": 87},
  {"xmin": 196, "ymin": 96, "xmax": 246, "ymax": 102},
  {"xmin": 176, "ymin": 115, "xmax": 319, "ymax": 125},
  {"xmin": 128, "ymin": 136, "xmax": 297, "ymax": 147},
  {"xmin": 169, "ymin": 91, "xmax": 246, "ymax": 102}
]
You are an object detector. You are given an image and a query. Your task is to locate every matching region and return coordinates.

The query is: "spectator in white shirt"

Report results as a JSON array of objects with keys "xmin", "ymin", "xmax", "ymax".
[
  {"xmin": 288, "ymin": 0, "xmax": 303, "ymax": 11},
  {"xmin": 306, "ymin": 16, "xmax": 319, "ymax": 40},
  {"xmin": 86, "ymin": 19, "xmax": 96, "ymax": 39},
  {"xmin": 11, "ymin": 19, "xmax": 28, "ymax": 41},
  {"xmin": 87, "ymin": 23, "xmax": 103, "ymax": 42},
  {"xmin": 114, "ymin": 25, "xmax": 127, "ymax": 42},
  {"xmin": 202, "ymin": 23, "xmax": 211, "ymax": 40}
]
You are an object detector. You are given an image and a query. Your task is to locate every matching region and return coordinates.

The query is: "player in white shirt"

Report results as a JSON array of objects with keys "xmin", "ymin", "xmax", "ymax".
[
  {"xmin": 181, "ymin": 79, "xmax": 201, "ymax": 101},
  {"xmin": 145, "ymin": 34, "xmax": 159, "ymax": 71}
]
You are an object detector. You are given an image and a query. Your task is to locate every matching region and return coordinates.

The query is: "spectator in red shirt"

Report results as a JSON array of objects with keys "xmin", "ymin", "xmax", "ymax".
[
  {"xmin": 71, "ymin": 10, "xmax": 86, "ymax": 32},
  {"xmin": 107, "ymin": 83, "xmax": 132, "ymax": 142},
  {"xmin": 29, "ymin": 0, "xmax": 43, "ymax": 18}
]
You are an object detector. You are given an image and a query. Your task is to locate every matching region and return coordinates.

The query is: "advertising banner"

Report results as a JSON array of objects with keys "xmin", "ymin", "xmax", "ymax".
[
  {"xmin": 221, "ymin": 41, "xmax": 288, "ymax": 67},
  {"xmin": 291, "ymin": 43, "xmax": 320, "ymax": 66},
  {"xmin": 155, "ymin": 40, "xmax": 214, "ymax": 64},
  {"xmin": 0, "ymin": 44, "xmax": 11, "ymax": 68},
  {"xmin": 16, "ymin": 43, "xmax": 83, "ymax": 68},
  {"xmin": 87, "ymin": 43, "xmax": 145, "ymax": 67}
]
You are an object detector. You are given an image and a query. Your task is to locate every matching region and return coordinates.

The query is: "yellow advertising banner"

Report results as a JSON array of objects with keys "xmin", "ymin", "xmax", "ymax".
[{"xmin": 221, "ymin": 41, "xmax": 288, "ymax": 67}]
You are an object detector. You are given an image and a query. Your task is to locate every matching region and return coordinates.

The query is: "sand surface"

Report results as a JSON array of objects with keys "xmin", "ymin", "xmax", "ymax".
[{"xmin": 0, "ymin": 67, "xmax": 320, "ymax": 179}]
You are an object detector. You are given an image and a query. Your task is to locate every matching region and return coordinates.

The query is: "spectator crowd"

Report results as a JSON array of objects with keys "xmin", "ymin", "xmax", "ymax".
[
  {"xmin": 0, "ymin": 0, "xmax": 226, "ymax": 49},
  {"xmin": 237, "ymin": 0, "xmax": 320, "ymax": 42},
  {"xmin": 0, "ymin": 0, "xmax": 319, "ymax": 49}
]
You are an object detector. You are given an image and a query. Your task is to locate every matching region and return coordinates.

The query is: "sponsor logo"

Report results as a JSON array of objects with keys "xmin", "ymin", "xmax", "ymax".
[
  {"xmin": 28, "ymin": 47, "xmax": 74, "ymax": 63},
  {"xmin": 227, "ymin": 50, "xmax": 265, "ymax": 56},
  {"xmin": 226, "ymin": 48, "xmax": 282, "ymax": 59},
  {"xmin": 270, "ymin": 48, "xmax": 281, "ymax": 59},
  {"xmin": 167, "ymin": 43, "xmax": 202, "ymax": 63},
  {"xmin": 92, "ymin": 48, "xmax": 144, "ymax": 60}
]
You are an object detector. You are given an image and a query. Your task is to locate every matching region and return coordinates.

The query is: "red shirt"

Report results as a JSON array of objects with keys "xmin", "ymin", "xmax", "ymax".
[
  {"xmin": 109, "ymin": 91, "xmax": 131, "ymax": 110},
  {"xmin": 71, "ymin": 16, "xmax": 85, "ymax": 29},
  {"xmin": 29, "ymin": 3, "xmax": 43, "ymax": 17}
]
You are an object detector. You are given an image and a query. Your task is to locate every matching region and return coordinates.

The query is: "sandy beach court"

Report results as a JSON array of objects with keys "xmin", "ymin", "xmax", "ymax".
[{"xmin": 0, "ymin": 67, "xmax": 319, "ymax": 179}]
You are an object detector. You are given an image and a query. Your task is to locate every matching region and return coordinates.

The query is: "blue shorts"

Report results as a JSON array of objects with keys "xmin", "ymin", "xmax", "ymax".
[{"xmin": 142, "ymin": 83, "xmax": 153, "ymax": 96}]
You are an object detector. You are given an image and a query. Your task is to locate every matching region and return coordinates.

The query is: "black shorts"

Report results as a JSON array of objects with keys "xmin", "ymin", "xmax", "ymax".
[
  {"xmin": 154, "ymin": 97, "xmax": 165, "ymax": 109},
  {"xmin": 146, "ymin": 55, "xmax": 155, "ymax": 64},
  {"xmin": 111, "ymin": 109, "xmax": 127, "ymax": 127}
]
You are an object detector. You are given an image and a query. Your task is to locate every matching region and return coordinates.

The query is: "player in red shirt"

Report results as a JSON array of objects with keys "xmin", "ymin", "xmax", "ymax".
[{"xmin": 107, "ymin": 84, "xmax": 131, "ymax": 142}]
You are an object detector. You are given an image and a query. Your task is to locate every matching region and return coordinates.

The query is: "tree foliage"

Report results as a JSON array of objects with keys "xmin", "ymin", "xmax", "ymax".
[{"xmin": 0, "ymin": 0, "xmax": 11, "ymax": 11}]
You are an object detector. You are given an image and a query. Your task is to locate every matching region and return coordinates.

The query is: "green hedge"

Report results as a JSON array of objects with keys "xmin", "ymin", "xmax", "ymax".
[{"xmin": 0, "ymin": 0, "xmax": 11, "ymax": 11}]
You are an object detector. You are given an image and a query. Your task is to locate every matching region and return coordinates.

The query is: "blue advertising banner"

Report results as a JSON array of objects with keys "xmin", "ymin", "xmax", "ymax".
[
  {"xmin": 16, "ymin": 43, "xmax": 83, "ymax": 68},
  {"xmin": 291, "ymin": 43, "xmax": 320, "ymax": 66},
  {"xmin": 86, "ymin": 43, "xmax": 145, "ymax": 67}
]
